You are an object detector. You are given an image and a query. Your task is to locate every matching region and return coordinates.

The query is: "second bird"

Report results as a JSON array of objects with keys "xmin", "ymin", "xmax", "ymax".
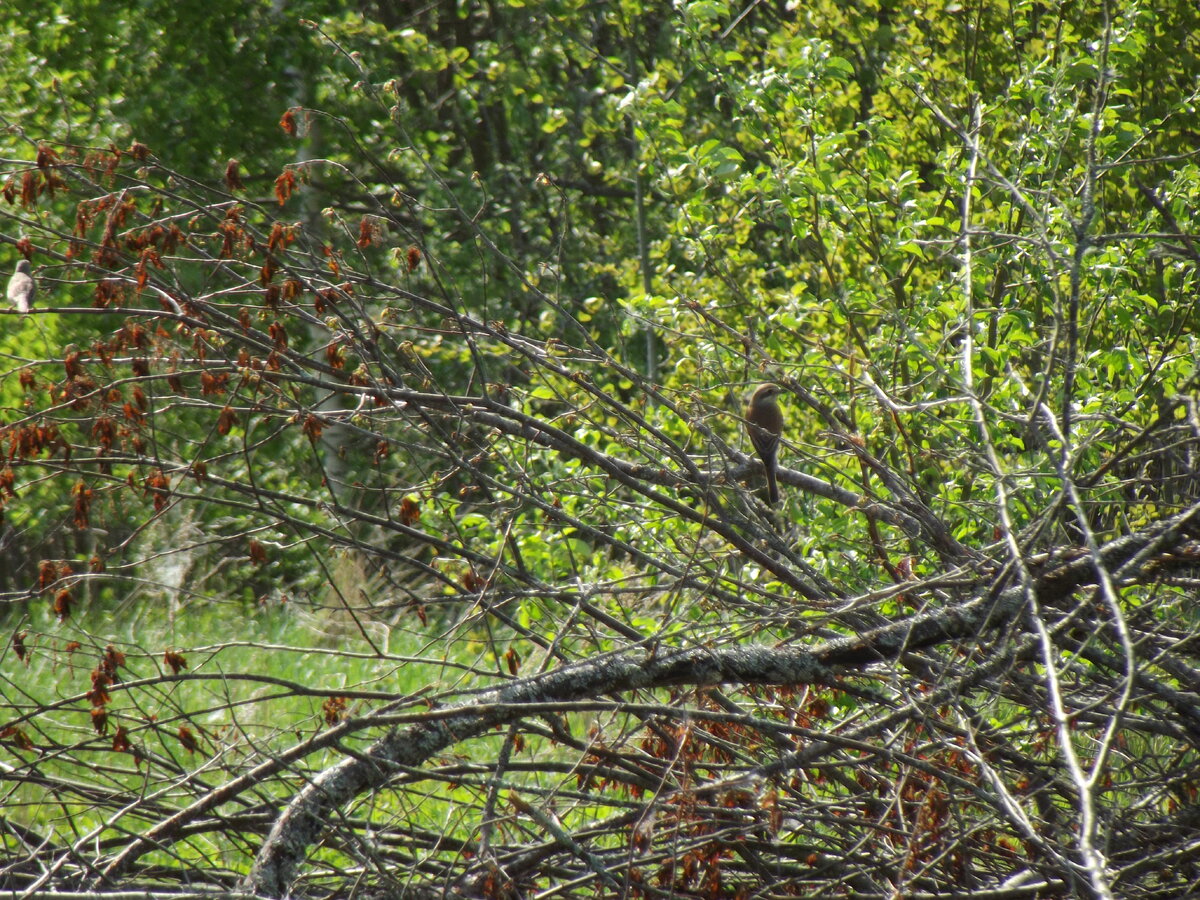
[
  {"xmin": 744, "ymin": 383, "xmax": 784, "ymax": 505},
  {"xmin": 6, "ymin": 260, "xmax": 35, "ymax": 314}
]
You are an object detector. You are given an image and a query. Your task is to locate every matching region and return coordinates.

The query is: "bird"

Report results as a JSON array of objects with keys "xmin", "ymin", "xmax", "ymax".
[
  {"xmin": 6, "ymin": 259, "xmax": 35, "ymax": 314},
  {"xmin": 744, "ymin": 382, "xmax": 784, "ymax": 505}
]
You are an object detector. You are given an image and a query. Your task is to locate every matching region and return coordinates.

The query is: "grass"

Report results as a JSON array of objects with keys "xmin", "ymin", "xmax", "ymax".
[{"xmin": 0, "ymin": 588, "xmax": 487, "ymax": 873}]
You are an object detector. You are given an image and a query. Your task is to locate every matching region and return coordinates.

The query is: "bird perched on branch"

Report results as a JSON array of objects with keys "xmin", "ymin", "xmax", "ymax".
[
  {"xmin": 7, "ymin": 259, "xmax": 34, "ymax": 314},
  {"xmin": 744, "ymin": 382, "xmax": 784, "ymax": 505}
]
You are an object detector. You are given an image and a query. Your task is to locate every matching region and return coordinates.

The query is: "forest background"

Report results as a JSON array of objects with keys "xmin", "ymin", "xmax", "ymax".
[{"xmin": 3, "ymin": 1, "xmax": 1200, "ymax": 898}]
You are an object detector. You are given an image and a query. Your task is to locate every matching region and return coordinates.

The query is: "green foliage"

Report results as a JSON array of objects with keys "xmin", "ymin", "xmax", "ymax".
[{"xmin": 0, "ymin": 0, "xmax": 341, "ymax": 176}]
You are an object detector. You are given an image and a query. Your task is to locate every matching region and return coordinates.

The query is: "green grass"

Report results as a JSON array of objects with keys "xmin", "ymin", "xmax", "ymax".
[{"xmin": 0, "ymin": 590, "xmax": 482, "ymax": 870}]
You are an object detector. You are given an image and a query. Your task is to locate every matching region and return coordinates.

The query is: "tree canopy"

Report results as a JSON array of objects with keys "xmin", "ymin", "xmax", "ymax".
[{"xmin": 3, "ymin": 2, "xmax": 1200, "ymax": 898}]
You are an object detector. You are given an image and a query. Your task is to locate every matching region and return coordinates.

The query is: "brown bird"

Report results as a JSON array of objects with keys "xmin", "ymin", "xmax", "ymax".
[
  {"xmin": 6, "ymin": 259, "xmax": 34, "ymax": 314},
  {"xmin": 744, "ymin": 383, "xmax": 784, "ymax": 505}
]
